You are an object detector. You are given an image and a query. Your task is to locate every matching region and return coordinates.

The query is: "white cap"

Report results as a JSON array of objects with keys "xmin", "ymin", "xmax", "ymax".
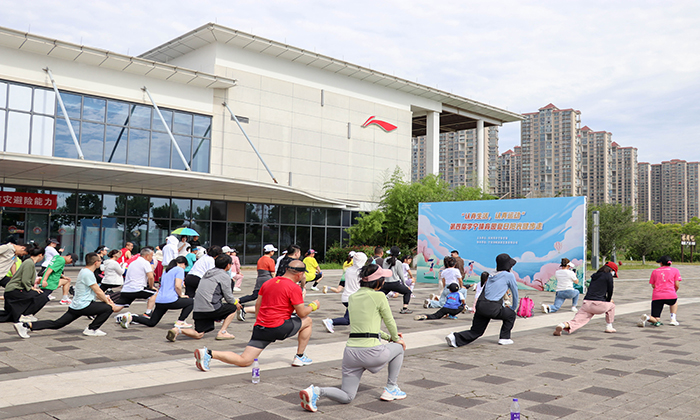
[
  {"xmin": 263, "ymin": 244, "xmax": 278, "ymax": 253},
  {"xmin": 349, "ymin": 251, "xmax": 356, "ymax": 257},
  {"xmin": 567, "ymin": 262, "xmax": 576, "ymax": 268},
  {"xmin": 222, "ymin": 246, "xmax": 232, "ymax": 253}
]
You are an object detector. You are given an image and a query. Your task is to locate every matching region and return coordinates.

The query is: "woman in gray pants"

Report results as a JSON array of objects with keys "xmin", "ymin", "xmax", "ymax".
[{"xmin": 300, "ymin": 264, "xmax": 407, "ymax": 412}]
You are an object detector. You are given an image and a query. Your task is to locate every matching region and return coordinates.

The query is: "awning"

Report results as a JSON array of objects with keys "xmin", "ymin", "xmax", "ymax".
[{"xmin": 0, "ymin": 153, "xmax": 355, "ymax": 208}]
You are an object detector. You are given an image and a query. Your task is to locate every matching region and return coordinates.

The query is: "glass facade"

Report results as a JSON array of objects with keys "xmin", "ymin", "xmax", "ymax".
[
  {"xmin": 0, "ymin": 79, "xmax": 211, "ymax": 172},
  {"xmin": 0, "ymin": 186, "xmax": 354, "ymax": 264}
]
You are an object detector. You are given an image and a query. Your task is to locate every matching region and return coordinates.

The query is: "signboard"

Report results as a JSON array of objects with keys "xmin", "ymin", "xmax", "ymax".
[
  {"xmin": 0, "ymin": 192, "xmax": 58, "ymax": 210},
  {"xmin": 417, "ymin": 196, "xmax": 586, "ymax": 291}
]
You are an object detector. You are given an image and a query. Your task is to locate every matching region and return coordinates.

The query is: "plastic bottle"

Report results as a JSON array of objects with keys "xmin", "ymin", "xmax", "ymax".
[
  {"xmin": 252, "ymin": 358, "xmax": 260, "ymax": 384},
  {"xmin": 510, "ymin": 398, "xmax": 520, "ymax": 420}
]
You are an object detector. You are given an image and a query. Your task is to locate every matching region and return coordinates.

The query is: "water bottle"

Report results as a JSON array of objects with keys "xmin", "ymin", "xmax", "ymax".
[
  {"xmin": 252, "ymin": 358, "xmax": 260, "ymax": 384},
  {"xmin": 510, "ymin": 398, "xmax": 520, "ymax": 420}
]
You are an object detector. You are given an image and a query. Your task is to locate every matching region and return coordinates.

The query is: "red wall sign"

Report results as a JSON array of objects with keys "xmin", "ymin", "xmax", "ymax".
[
  {"xmin": 362, "ymin": 116, "xmax": 397, "ymax": 132},
  {"xmin": 0, "ymin": 192, "xmax": 58, "ymax": 209}
]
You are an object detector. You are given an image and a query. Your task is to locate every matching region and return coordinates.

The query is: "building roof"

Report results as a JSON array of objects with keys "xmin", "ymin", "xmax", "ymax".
[
  {"xmin": 0, "ymin": 26, "xmax": 236, "ymax": 89},
  {"xmin": 0, "ymin": 152, "xmax": 353, "ymax": 208},
  {"xmin": 139, "ymin": 23, "xmax": 522, "ymax": 125}
]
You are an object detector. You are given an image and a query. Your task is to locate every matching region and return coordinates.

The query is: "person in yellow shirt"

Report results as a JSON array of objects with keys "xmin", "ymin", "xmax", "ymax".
[{"xmin": 303, "ymin": 249, "xmax": 323, "ymax": 291}]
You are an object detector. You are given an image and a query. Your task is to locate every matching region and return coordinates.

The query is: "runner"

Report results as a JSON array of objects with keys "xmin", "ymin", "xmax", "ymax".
[
  {"xmin": 14, "ymin": 252, "xmax": 117, "ymax": 338},
  {"xmin": 166, "ymin": 254, "xmax": 239, "ymax": 341},
  {"xmin": 120, "ymin": 256, "xmax": 193, "ymax": 329},
  {"xmin": 300, "ymin": 263, "xmax": 407, "ymax": 412},
  {"xmin": 322, "ymin": 252, "xmax": 367, "ymax": 333},
  {"xmin": 193, "ymin": 259, "xmax": 318, "ymax": 371},
  {"xmin": 446, "ymin": 253, "xmax": 519, "ymax": 347},
  {"xmin": 638, "ymin": 256, "xmax": 682, "ymax": 327}
]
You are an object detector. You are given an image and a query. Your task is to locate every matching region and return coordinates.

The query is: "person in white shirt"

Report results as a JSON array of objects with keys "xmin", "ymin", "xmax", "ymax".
[
  {"xmin": 185, "ymin": 246, "xmax": 223, "ymax": 298},
  {"xmin": 162, "ymin": 235, "xmax": 179, "ymax": 266},
  {"xmin": 425, "ymin": 256, "xmax": 468, "ymax": 309},
  {"xmin": 101, "ymin": 249, "xmax": 125, "ymax": 292},
  {"xmin": 542, "ymin": 258, "xmax": 580, "ymax": 313},
  {"xmin": 114, "ymin": 248, "xmax": 157, "ymax": 314},
  {"xmin": 321, "ymin": 252, "xmax": 368, "ymax": 333},
  {"xmin": 39, "ymin": 238, "xmax": 62, "ymax": 276}
]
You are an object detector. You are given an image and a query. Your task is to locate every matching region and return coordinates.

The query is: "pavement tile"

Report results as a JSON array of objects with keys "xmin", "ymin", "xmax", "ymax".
[
  {"xmin": 568, "ymin": 345, "xmax": 595, "ymax": 351},
  {"xmin": 595, "ymin": 368, "xmax": 632, "ymax": 377},
  {"xmin": 518, "ymin": 347, "xmax": 549, "ymax": 353},
  {"xmin": 669, "ymin": 358, "xmax": 700, "ymax": 366},
  {"xmin": 653, "ymin": 341, "xmax": 682, "ymax": 347},
  {"xmin": 440, "ymin": 362, "xmax": 478, "ymax": 370},
  {"xmin": 500, "ymin": 360, "xmax": 534, "ymax": 367},
  {"xmin": 513, "ymin": 391, "xmax": 559, "ymax": 403},
  {"xmin": 611, "ymin": 343, "xmax": 639, "ymax": 349},
  {"xmin": 405, "ymin": 379, "xmax": 449, "ymax": 389},
  {"xmin": 78, "ymin": 357, "xmax": 114, "ymax": 364},
  {"xmin": 437, "ymin": 395, "xmax": 486, "ymax": 408},
  {"xmin": 664, "ymin": 350, "xmax": 692, "ymax": 356},
  {"xmin": 602, "ymin": 354, "xmax": 636, "ymax": 361},
  {"xmin": 45, "ymin": 346, "xmax": 80, "ymax": 352},
  {"xmin": 527, "ymin": 403, "xmax": 577, "ymax": 417},
  {"xmin": 580, "ymin": 386, "xmax": 625, "ymax": 398},
  {"xmin": 473, "ymin": 375, "xmax": 512, "ymax": 385},
  {"xmin": 552, "ymin": 357, "xmax": 582, "ymax": 364},
  {"xmin": 635, "ymin": 369, "xmax": 675, "ymax": 378},
  {"xmin": 355, "ymin": 401, "xmax": 407, "ymax": 414},
  {"xmin": 0, "ymin": 347, "xmax": 12, "ymax": 352},
  {"xmin": 536, "ymin": 371, "xmax": 576, "ymax": 381}
]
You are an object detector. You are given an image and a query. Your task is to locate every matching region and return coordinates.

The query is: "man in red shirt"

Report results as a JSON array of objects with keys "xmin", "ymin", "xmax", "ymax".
[
  {"xmin": 118, "ymin": 242, "xmax": 133, "ymax": 264},
  {"xmin": 194, "ymin": 259, "xmax": 319, "ymax": 371},
  {"xmin": 237, "ymin": 244, "xmax": 277, "ymax": 321}
]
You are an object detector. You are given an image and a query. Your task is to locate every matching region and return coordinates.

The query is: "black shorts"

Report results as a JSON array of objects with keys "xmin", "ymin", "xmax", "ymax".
[
  {"xmin": 193, "ymin": 303, "xmax": 238, "ymax": 333},
  {"xmin": 651, "ymin": 299, "xmax": 677, "ymax": 318},
  {"xmin": 248, "ymin": 316, "xmax": 302, "ymax": 349},
  {"xmin": 338, "ymin": 280, "xmax": 345, "ymax": 287},
  {"xmin": 115, "ymin": 289, "xmax": 157, "ymax": 306}
]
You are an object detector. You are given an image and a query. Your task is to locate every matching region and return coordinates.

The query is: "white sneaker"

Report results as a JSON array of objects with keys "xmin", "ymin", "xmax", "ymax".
[
  {"xmin": 120, "ymin": 312, "xmax": 132, "ymax": 329},
  {"xmin": 59, "ymin": 298, "xmax": 72, "ymax": 305},
  {"xmin": 498, "ymin": 339, "xmax": 514, "ymax": 345},
  {"xmin": 571, "ymin": 306, "xmax": 578, "ymax": 313},
  {"xmin": 541, "ymin": 303, "xmax": 549, "ymax": 314},
  {"xmin": 445, "ymin": 332, "xmax": 457, "ymax": 348},
  {"xmin": 83, "ymin": 328, "xmax": 107, "ymax": 337},
  {"xmin": 322, "ymin": 318, "xmax": 334, "ymax": 333},
  {"xmin": 310, "ymin": 286, "xmax": 319, "ymax": 291},
  {"xmin": 47, "ymin": 295, "xmax": 56, "ymax": 301},
  {"xmin": 423, "ymin": 299, "xmax": 430, "ymax": 309},
  {"xmin": 669, "ymin": 319, "xmax": 680, "ymax": 326},
  {"xmin": 322, "ymin": 286, "xmax": 328, "ymax": 294},
  {"xmin": 14, "ymin": 322, "xmax": 30, "ymax": 339},
  {"xmin": 233, "ymin": 287, "xmax": 242, "ymax": 292},
  {"xmin": 19, "ymin": 315, "xmax": 37, "ymax": 323},
  {"xmin": 638, "ymin": 314, "xmax": 649, "ymax": 328}
]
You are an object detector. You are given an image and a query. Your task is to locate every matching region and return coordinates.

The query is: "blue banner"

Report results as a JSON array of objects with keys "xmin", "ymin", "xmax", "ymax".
[{"xmin": 417, "ymin": 196, "xmax": 586, "ymax": 291}]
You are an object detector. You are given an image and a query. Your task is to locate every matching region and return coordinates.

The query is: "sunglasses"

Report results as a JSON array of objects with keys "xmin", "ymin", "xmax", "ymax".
[{"xmin": 288, "ymin": 266, "xmax": 308, "ymax": 273}]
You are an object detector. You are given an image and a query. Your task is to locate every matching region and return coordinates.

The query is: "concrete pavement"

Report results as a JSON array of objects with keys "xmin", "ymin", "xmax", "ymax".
[{"xmin": 1, "ymin": 265, "xmax": 700, "ymax": 419}]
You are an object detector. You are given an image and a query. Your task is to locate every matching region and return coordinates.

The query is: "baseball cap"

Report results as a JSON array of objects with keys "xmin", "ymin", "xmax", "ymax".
[
  {"xmin": 307, "ymin": 248, "xmax": 316, "ymax": 254},
  {"xmin": 49, "ymin": 238, "xmax": 60, "ymax": 244},
  {"xmin": 65, "ymin": 253, "xmax": 78, "ymax": 262},
  {"xmin": 221, "ymin": 246, "xmax": 232, "ymax": 253},
  {"xmin": 567, "ymin": 261, "xmax": 575, "ymax": 268},
  {"xmin": 604, "ymin": 261, "xmax": 619, "ymax": 277},
  {"xmin": 263, "ymin": 244, "xmax": 277, "ymax": 253}
]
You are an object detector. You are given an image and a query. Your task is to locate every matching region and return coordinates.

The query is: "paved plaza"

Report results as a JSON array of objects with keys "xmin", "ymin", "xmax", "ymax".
[{"xmin": 1, "ymin": 265, "xmax": 700, "ymax": 419}]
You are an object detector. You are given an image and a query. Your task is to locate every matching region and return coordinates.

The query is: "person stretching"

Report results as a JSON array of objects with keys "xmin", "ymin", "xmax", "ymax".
[
  {"xmin": 322, "ymin": 252, "xmax": 367, "ymax": 333},
  {"xmin": 639, "ymin": 256, "xmax": 681, "ymax": 327},
  {"xmin": 193, "ymin": 259, "xmax": 318, "ymax": 371},
  {"xmin": 446, "ymin": 253, "xmax": 519, "ymax": 347},
  {"xmin": 119, "ymin": 256, "xmax": 194, "ymax": 329},
  {"xmin": 237, "ymin": 244, "xmax": 276, "ymax": 321},
  {"xmin": 381, "ymin": 247, "xmax": 413, "ymax": 314},
  {"xmin": 414, "ymin": 283, "xmax": 465, "ymax": 321},
  {"xmin": 0, "ymin": 245, "xmax": 47, "ymax": 323},
  {"xmin": 541, "ymin": 258, "xmax": 580, "ymax": 314},
  {"xmin": 14, "ymin": 252, "xmax": 118, "ymax": 338},
  {"xmin": 300, "ymin": 264, "xmax": 407, "ymax": 412},
  {"xmin": 167, "ymin": 254, "xmax": 239, "ymax": 341},
  {"xmin": 554, "ymin": 262, "xmax": 617, "ymax": 336}
]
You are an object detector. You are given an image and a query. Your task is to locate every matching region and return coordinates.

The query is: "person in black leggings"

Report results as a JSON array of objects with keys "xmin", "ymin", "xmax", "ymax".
[
  {"xmin": 119, "ymin": 256, "xmax": 194, "ymax": 329},
  {"xmin": 381, "ymin": 247, "xmax": 412, "ymax": 314}
]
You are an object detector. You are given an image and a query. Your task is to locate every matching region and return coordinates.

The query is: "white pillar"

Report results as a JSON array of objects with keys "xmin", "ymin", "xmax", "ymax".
[
  {"xmin": 476, "ymin": 119, "xmax": 485, "ymax": 190},
  {"xmin": 425, "ymin": 111, "xmax": 440, "ymax": 175}
]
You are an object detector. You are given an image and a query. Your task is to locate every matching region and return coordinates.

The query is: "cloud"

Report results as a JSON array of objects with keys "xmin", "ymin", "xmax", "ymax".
[{"xmin": 2, "ymin": 1, "xmax": 699, "ymax": 163}]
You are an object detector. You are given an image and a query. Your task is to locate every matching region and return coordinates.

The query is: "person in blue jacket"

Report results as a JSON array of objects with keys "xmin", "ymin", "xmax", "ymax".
[{"xmin": 445, "ymin": 253, "xmax": 519, "ymax": 347}]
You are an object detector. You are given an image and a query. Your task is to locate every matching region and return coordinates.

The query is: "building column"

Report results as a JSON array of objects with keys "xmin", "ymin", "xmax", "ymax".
[
  {"xmin": 425, "ymin": 111, "xmax": 440, "ymax": 175},
  {"xmin": 476, "ymin": 119, "xmax": 485, "ymax": 190}
]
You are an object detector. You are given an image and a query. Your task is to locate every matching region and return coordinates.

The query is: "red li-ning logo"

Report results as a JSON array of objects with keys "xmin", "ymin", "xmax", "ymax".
[{"xmin": 361, "ymin": 116, "xmax": 397, "ymax": 132}]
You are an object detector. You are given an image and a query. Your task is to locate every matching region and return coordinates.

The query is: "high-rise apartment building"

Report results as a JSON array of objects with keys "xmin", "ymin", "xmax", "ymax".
[
  {"xmin": 412, "ymin": 127, "xmax": 499, "ymax": 192},
  {"xmin": 580, "ymin": 126, "xmax": 612, "ymax": 205},
  {"xmin": 639, "ymin": 160, "xmax": 700, "ymax": 224},
  {"xmin": 637, "ymin": 162, "xmax": 652, "ymax": 221},
  {"xmin": 497, "ymin": 146, "xmax": 522, "ymax": 198},
  {"xmin": 610, "ymin": 142, "xmax": 638, "ymax": 211},
  {"xmin": 520, "ymin": 104, "xmax": 581, "ymax": 198}
]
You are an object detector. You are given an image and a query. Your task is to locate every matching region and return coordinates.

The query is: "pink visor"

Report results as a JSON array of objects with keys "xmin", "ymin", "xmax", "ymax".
[{"xmin": 364, "ymin": 267, "xmax": 393, "ymax": 281}]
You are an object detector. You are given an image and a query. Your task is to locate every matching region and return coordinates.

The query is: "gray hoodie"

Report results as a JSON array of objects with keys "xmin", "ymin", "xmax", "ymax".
[{"xmin": 193, "ymin": 268, "xmax": 237, "ymax": 312}]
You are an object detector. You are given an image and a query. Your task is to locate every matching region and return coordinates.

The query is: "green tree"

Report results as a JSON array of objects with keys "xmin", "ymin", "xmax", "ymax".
[
  {"xmin": 627, "ymin": 221, "xmax": 672, "ymax": 264},
  {"xmin": 347, "ymin": 168, "xmax": 493, "ymax": 249},
  {"xmin": 587, "ymin": 203, "xmax": 634, "ymax": 261}
]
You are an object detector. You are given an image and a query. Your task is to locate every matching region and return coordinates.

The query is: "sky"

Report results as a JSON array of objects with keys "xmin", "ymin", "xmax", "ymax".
[{"xmin": 2, "ymin": 0, "xmax": 699, "ymax": 163}]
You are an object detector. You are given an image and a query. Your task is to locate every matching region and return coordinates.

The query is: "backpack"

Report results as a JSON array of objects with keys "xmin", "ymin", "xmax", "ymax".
[{"xmin": 517, "ymin": 296, "xmax": 534, "ymax": 318}]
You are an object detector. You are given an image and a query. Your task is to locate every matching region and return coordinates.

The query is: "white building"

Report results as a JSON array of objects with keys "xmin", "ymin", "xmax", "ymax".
[{"xmin": 0, "ymin": 23, "xmax": 520, "ymax": 262}]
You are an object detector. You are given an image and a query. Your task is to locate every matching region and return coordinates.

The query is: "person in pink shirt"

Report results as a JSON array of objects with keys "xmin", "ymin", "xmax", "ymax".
[{"xmin": 638, "ymin": 256, "xmax": 682, "ymax": 327}]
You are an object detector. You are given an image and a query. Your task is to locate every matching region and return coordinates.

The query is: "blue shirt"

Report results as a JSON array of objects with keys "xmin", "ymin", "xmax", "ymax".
[
  {"xmin": 483, "ymin": 271, "xmax": 519, "ymax": 312},
  {"xmin": 70, "ymin": 268, "xmax": 97, "ymax": 310},
  {"xmin": 156, "ymin": 266, "xmax": 184, "ymax": 304},
  {"xmin": 185, "ymin": 253, "xmax": 197, "ymax": 273},
  {"xmin": 443, "ymin": 291, "xmax": 462, "ymax": 309}
]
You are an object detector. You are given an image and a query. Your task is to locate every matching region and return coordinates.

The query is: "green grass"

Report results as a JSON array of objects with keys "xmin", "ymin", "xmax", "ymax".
[
  {"xmin": 319, "ymin": 262, "xmax": 343, "ymax": 270},
  {"xmin": 585, "ymin": 260, "xmax": 697, "ymax": 272}
]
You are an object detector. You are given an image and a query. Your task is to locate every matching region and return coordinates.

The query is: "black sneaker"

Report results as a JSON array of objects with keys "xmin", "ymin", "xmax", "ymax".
[
  {"xmin": 237, "ymin": 307, "xmax": 246, "ymax": 322},
  {"xmin": 399, "ymin": 308, "xmax": 413, "ymax": 314}
]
